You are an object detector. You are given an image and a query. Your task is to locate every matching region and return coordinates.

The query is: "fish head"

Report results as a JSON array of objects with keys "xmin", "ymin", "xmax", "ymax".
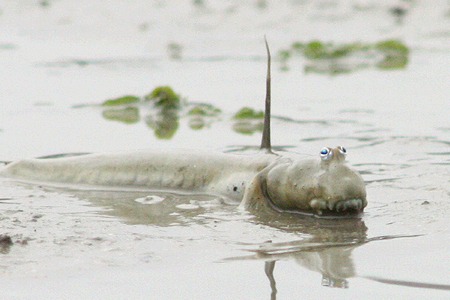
[{"xmin": 264, "ymin": 146, "xmax": 367, "ymax": 216}]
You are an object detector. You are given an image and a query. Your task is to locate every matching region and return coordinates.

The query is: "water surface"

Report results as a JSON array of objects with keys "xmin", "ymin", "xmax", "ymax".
[{"xmin": 0, "ymin": 1, "xmax": 449, "ymax": 299}]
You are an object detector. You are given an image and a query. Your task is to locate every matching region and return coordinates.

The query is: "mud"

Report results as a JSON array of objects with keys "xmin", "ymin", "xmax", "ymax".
[{"xmin": 0, "ymin": 0, "xmax": 449, "ymax": 299}]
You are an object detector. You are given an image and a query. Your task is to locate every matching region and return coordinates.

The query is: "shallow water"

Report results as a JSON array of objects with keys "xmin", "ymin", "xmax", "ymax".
[{"xmin": 0, "ymin": 0, "xmax": 449, "ymax": 299}]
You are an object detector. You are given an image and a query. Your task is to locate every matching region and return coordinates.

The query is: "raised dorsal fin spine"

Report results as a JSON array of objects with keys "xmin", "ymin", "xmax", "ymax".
[{"xmin": 260, "ymin": 37, "xmax": 272, "ymax": 151}]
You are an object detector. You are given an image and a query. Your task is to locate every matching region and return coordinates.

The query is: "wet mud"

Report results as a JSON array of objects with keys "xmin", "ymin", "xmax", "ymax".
[{"xmin": 0, "ymin": 0, "xmax": 449, "ymax": 299}]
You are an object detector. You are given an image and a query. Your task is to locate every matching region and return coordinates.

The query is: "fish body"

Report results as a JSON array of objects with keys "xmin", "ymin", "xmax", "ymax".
[
  {"xmin": 0, "ymin": 150, "xmax": 273, "ymax": 202},
  {"xmin": 0, "ymin": 147, "xmax": 367, "ymax": 215}
]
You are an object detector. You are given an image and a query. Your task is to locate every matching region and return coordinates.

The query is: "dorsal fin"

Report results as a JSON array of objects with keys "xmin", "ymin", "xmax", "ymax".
[{"xmin": 260, "ymin": 37, "xmax": 272, "ymax": 152}]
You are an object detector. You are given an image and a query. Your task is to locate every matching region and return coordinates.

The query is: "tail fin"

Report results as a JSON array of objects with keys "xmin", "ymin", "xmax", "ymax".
[{"xmin": 260, "ymin": 37, "xmax": 272, "ymax": 152}]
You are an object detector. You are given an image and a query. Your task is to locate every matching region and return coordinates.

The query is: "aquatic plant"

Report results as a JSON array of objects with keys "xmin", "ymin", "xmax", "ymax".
[
  {"xmin": 277, "ymin": 49, "xmax": 292, "ymax": 71},
  {"xmin": 375, "ymin": 40, "xmax": 409, "ymax": 55},
  {"xmin": 303, "ymin": 41, "xmax": 328, "ymax": 59},
  {"xmin": 303, "ymin": 41, "xmax": 369, "ymax": 60},
  {"xmin": 102, "ymin": 95, "xmax": 140, "ymax": 106},
  {"xmin": 188, "ymin": 103, "xmax": 222, "ymax": 116},
  {"xmin": 233, "ymin": 107, "xmax": 264, "ymax": 119},
  {"xmin": 187, "ymin": 104, "xmax": 221, "ymax": 131},
  {"xmin": 232, "ymin": 107, "xmax": 264, "ymax": 135},
  {"xmin": 145, "ymin": 110, "xmax": 179, "ymax": 139},
  {"xmin": 188, "ymin": 117, "xmax": 207, "ymax": 130},
  {"xmin": 102, "ymin": 107, "xmax": 140, "ymax": 124},
  {"xmin": 232, "ymin": 121, "xmax": 264, "ymax": 135},
  {"xmin": 95, "ymin": 87, "xmax": 275, "ymax": 138},
  {"xmin": 278, "ymin": 39, "xmax": 409, "ymax": 74},
  {"xmin": 167, "ymin": 42, "xmax": 183, "ymax": 60},
  {"xmin": 144, "ymin": 86, "xmax": 180, "ymax": 109},
  {"xmin": 98, "ymin": 86, "xmax": 182, "ymax": 139},
  {"xmin": 375, "ymin": 40, "xmax": 409, "ymax": 69}
]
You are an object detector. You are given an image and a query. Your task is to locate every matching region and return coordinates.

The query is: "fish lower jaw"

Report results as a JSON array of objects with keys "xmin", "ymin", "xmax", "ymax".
[{"xmin": 310, "ymin": 198, "xmax": 366, "ymax": 215}]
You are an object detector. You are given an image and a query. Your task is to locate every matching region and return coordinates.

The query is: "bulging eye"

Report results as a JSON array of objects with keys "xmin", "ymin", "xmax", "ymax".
[
  {"xmin": 338, "ymin": 146, "xmax": 347, "ymax": 155},
  {"xmin": 320, "ymin": 147, "xmax": 332, "ymax": 161}
]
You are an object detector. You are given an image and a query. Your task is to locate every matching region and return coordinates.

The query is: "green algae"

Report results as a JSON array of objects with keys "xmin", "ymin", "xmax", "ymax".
[
  {"xmin": 96, "ymin": 86, "xmax": 184, "ymax": 139},
  {"xmin": 143, "ymin": 86, "xmax": 181, "ymax": 138},
  {"xmin": 188, "ymin": 103, "xmax": 222, "ymax": 116},
  {"xmin": 145, "ymin": 110, "xmax": 179, "ymax": 140},
  {"xmin": 375, "ymin": 40, "xmax": 409, "ymax": 55},
  {"xmin": 303, "ymin": 41, "xmax": 369, "ymax": 60},
  {"xmin": 95, "ymin": 86, "xmax": 275, "ymax": 139},
  {"xmin": 102, "ymin": 107, "xmax": 140, "ymax": 124},
  {"xmin": 232, "ymin": 107, "xmax": 264, "ymax": 135},
  {"xmin": 303, "ymin": 41, "xmax": 327, "ymax": 59},
  {"xmin": 233, "ymin": 107, "xmax": 264, "ymax": 119},
  {"xmin": 232, "ymin": 121, "xmax": 264, "ymax": 135},
  {"xmin": 376, "ymin": 55, "xmax": 408, "ymax": 69},
  {"xmin": 167, "ymin": 42, "xmax": 183, "ymax": 60},
  {"xmin": 375, "ymin": 40, "xmax": 409, "ymax": 69},
  {"xmin": 144, "ymin": 86, "xmax": 180, "ymax": 109},
  {"xmin": 188, "ymin": 117, "xmax": 207, "ymax": 130},
  {"xmin": 102, "ymin": 95, "xmax": 140, "ymax": 107},
  {"xmin": 279, "ymin": 39, "xmax": 409, "ymax": 74}
]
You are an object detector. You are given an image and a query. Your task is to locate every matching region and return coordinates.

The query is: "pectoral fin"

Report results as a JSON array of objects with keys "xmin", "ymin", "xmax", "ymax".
[{"xmin": 240, "ymin": 172, "xmax": 271, "ymax": 212}]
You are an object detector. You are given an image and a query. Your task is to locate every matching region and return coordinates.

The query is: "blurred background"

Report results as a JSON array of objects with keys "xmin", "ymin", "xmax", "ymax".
[{"xmin": 0, "ymin": 0, "xmax": 449, "ymax": 160}]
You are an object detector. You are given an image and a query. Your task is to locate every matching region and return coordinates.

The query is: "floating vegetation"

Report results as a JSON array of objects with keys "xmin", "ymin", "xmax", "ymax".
[
  {"xmin": 375, "ymin": 40, "xmax": 409, "ymax": 69},
  {"xmin": 102, "ymin": 107, "xmax": 140, "ymax": 124},
  {"xmin": 102, "ymin": 95, "xmax": 140, "ymax": 106},
  {"xmin": 232, "ymin": 107, "xmax": 264, "ymax": 135},
  {"xmin": 192, "ymin": 0, "xmax": 205, "ymax": 7},
  {"xmin": 303, "ymin": 41, "xmax": 370, "ymax": 60},
  {"xmin": 188, "ymin": 103, "xmax": 222, "ymax": 116},
  {"xmin": 167, "ymin": 42, "xmax": 183, "ymax": 60},
  {"xmin": 256, "ymin": 0, "xmax": 268, "ymax": 9},
  {"xmin": 375, "ymin": 40, "xmax": 409, "ymax": 55},
  {"xmin": 232, "ymin": 121, "xmax": 264, "ymax": 135},
  {"xmin": 39, "ymin": 0, "xmax": 50, "ymax": 8},
  {"xmin": 144, "ymin": 86, "xmax": 180, "ymax": 109},
  {"xmin": 233, "ymin": 107, "xmax": 264, "ymax": 119},
  {"xmin": 99, "ymin": 86, "xmax": 181, "ymax": 137},
  {"xmin": 145, "ymin": 110, "xmax": 179, "ymax": 140},
  {"xmin": 278, "ymin": 39, "xmax": 409, "ymax": 74},
  {"xmin": 188, "ymin": 117, "xmax": 207, "ymax": 130},
  {"xmin": 187, "ymin": 103, "xmax": 222, "ymax": 130},
  {"xmin": 88, "ymin": 85, "xmax": 271, "ymax": 139}
]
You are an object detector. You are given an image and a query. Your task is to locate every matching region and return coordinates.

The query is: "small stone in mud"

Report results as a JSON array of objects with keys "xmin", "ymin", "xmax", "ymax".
[
  {"xmin": 0, "ymin": 234, "xmax": 13, "ymax": 246},
  {"xmin": 16, "ymin": 239, "xmax": 29, "ymax": 245},
  {"xmin": 31, "ymin": 214, "xmax": 44, "ymax": 221},
  {"xmin": 421, "ymin": 201, "xmax": 430, "ymax": 205}
]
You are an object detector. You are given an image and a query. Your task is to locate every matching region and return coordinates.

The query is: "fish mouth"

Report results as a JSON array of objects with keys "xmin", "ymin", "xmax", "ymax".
[{"xmin": 310, "ymin": 198, "xmax": 366, "ymax": 215}]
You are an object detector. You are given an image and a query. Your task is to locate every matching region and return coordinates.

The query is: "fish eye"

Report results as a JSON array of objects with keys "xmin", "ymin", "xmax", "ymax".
[
  {"xmin": 320, "ymin": 147, "xmax": 332, "ymax": 160},
  {"xmin": 338, "ymin": 146, "xmax": 347, "ymax": 155}
]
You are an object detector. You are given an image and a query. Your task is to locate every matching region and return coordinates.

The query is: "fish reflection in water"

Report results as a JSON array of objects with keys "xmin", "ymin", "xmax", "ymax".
[
  {"xmin": 229, "ymin": 216, "xmax": 368, "ymax": 294},
  {"xmin": 14, "ymin": 186, "xmax": 363, "ymax": 292},
  {"xmin": 26, "ymin": 186, "xmax": 446, "ymax": 298},
  {"xmin": 228, "ymin": 212, "xmax": 446, "ymax": 299}
]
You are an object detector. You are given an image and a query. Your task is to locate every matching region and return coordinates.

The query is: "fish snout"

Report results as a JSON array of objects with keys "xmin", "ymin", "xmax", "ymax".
[{"xmin": 313, "ymin": 164, "xmax": 367, "ymax": 215}]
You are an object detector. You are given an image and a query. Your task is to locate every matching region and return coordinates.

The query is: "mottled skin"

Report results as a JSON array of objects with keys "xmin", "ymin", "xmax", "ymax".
[{"xmin": 0, "ymin": 147, "xmax": 367, "ymax": 215}]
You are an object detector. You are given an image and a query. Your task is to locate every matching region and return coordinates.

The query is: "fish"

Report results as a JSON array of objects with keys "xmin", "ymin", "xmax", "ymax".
[{"xmin": 0, "ymin": 38, "xmax": 367, "ymax": 216}]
